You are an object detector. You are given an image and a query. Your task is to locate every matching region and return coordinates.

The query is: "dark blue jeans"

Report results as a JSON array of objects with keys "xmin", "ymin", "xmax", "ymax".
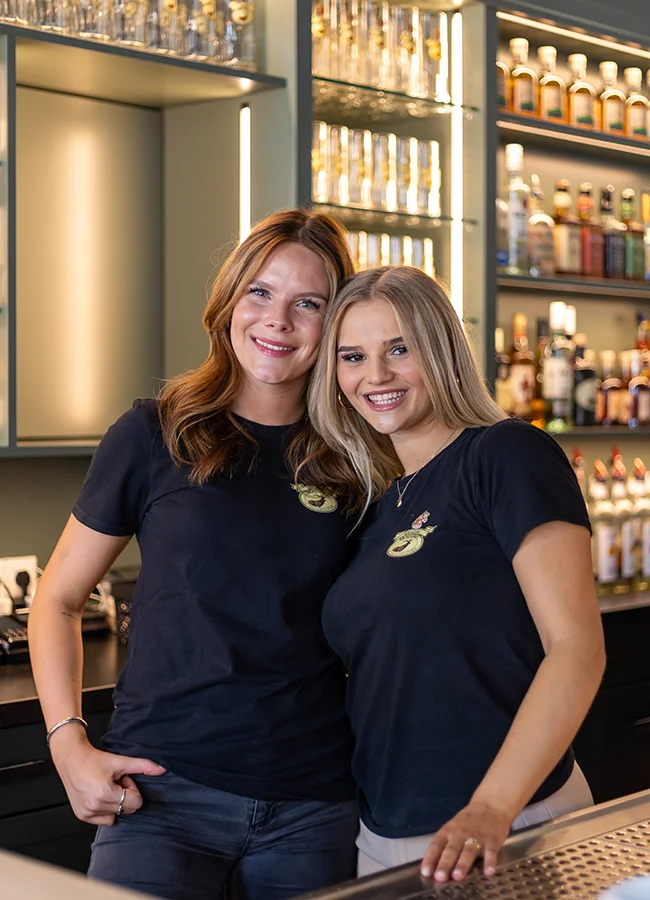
[{"xmin": 88, "ymin": 772, "xmax": 358, "ymax": 900}]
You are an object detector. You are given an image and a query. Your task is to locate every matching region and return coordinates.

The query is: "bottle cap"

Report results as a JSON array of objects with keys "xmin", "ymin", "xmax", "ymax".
[
  {"xmin": 495, "ymin": 327, "xmax": 505, "ymax": 354},
  {"xmin": 555, "ymin": 178, "xmax": 570, "ymax": 192},
  {"xmin": 599, "ymin": 60, "xmax": 618, "ymax": 81},
  {"xmin": 574, "ymin": 332, "xmax": 587, "ymax": 347},
  {"xmin": 600, "ymin": 349, "xmax": 616, "ymax": 366},
  {"xmin": 583, "ymin": 349, "xmax": 597, "ymax": 366},
  {"xmin": 564, "ymin": 305, "xmax": 577, "ymax": 336},
  {"xmin": 594, "ymin": 460, "xmax": 608, "ymax": 482},
  {"xmin": 538, "ymin": 45, "xmax": 557, "ymax": 65},
  {"xmin": 513, "ymin": 312, "xmax": 528, "ymax": 334},
  {"xmin": 549, "ymin": 300, "xmax": 567, "ymax": 331},
  {"xmin": 624, "ymin": 67, "xmax": 643, "ymax": 87},
  {"xmin": 505, "ymin": 143, "xmax": 524, "ymax": 172},
  {"xmin": 509, "ymin": 38, "xmax": 529, "ymax": 61},
  {"xmin": 634, "ymin": 457, "xmax": 647, "ymax": 479},
  {"xmin": 568, "ymin": 53, "xmax": 588, "ymax": 73},
  {"xmin": 579, "ymin": 182, "xmax": 592, "ymax": 194}
]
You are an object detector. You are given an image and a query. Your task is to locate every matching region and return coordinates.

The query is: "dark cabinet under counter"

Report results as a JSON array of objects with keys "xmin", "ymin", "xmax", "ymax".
[{"xmin": 0, "ymin": 634, "xmax": 125, "ymax": 872}]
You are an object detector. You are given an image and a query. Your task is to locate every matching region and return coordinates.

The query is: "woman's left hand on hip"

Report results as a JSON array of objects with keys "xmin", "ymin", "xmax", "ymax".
[{"xmin": 420, "ymin": 801, "xmax": 511, "ymax": 882}]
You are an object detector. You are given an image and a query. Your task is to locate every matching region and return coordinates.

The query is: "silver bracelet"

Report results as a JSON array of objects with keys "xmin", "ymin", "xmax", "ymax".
[{"xmin": 46, "ymin": 716, "xmax": 88, "ymax": 749}]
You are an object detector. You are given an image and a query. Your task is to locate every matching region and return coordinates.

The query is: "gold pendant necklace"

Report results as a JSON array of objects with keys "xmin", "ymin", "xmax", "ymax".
[{"xmin": 395, "ymin": 428, "xmax": 460, "ymax": 508}]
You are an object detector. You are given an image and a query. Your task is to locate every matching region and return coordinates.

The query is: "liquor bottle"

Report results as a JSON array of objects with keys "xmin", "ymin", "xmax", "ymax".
[
  {"xmin": 572, "ymin": 447, "xmax": 586, "ymax": 498},
  {"xmin": 396, "ymin": 136, "xmax": 413, "ymax": 213},
  {"xmin": 508, "ymin": 313, "xmax": 536, "ymax": 420},
  {"xmin": 495, "ymin": 327, "xmax": 513, "ymax": 415},
  {"xmin": 589, "ymin": 460, "xmax": 618, "ymax": 596},
  {"xmin": 417, "ymin": 139, "xmax": 441, "ymax": 217},
  {"xmin": 553, "ymin": 180, "xmax": 581, "ymax": 275},
  {"xmin": 417, "ymin": 11, "xmax": 441, "ymax": 100},
  {"xmin": 624, "ymin": 67, "xmax": 649, "ymax": 140},
  {"xmin": 568, "ymin": 54, "xmax": 596, "ymax": 129},
  {"xmin": 632, "ymin": 458, "xmax": 650, "ymax": 591},
  {"xmin": 530, "ymin": 316, "xmax": 549, "ymax": 430},
  {"xmin": 543, "ymin": 300, "xmax": 573, "ymax": 432},
  {"xmin": 328, "ymin": 125, "xmax": 346, "ymax": 206},
  {"xmin": 601, "ymin": 186, "xmax": 626, "ymax": 279},
  {"xmin": 628, "ymin": 349, "xmax": 650, "ymax": 428},
  {"xmin": 537, "ymin": 46, "xmax": 566, "ymax": 122},
  {"xmin": 114, "ymin": 0, "xmax": 147, "ymax": 45},
  {"xmin": 503, "ymin": 143, "xmax": 529, "ymax": 275},
  {"xmin": 527, "ymin": 174, "xmax": 555, "ymax": 278},
  {"xmin": 185, "ymin": 0, "xmax": 217, "ymax": 59},
  {"xmin": 642, "ymin": 192, "xmax": 650, "ymax": 282},
  {"xmin": 599, "ymin": 350, "xmax": 623, "ymax": 426},
  {"xmin": 574, "ymin": 340, "xmax": 597, "ymax": 426},
  {"xmin": 348, "ymin": 129, "xmax": 370, "ymax": 207},
  {"xmin": 509, "ymin": 38, "xmax": 538, "ymax": 116},
  {"xmin": 391, "ymin": 4, "xmax": 416, "ymax": 95},
  {"xmin": 223, "ymin": 0, "xmax": 255, "ymax": 69},
  {"xmin": 599, "ymin": 61, "xmax": 625, "ymax": 134},
  {"xmin": 147, "ymin": 0, "xmax": 186, "ymax": 54},
  {"xmin": 577, "ymin": 182, "xmax": 604, "ymax": 277},
  {"xmin": 367, "ymin": 1, "xmax": 389, "ymax": 90},
  {"xmin": 311, "ymin": 1, "xmax": 329, "ymax": 76},
  {"xmin": 621, "ymin": 189, "xmax": 645, "ymax": 281},
  {"xmin": 312, "ymin": 121, "xmax": 328, "ymax": 203},
  {"xmin": 638, "ymin": 311, "xmax": 650, "ymax": 352},
  {"xmin": 619, "ymin": 351, "xmax": 632, "ymax": 427},
  {"xmin": 496, "ymin": 196, "xmax": 508, "ymax": 272},
  {"xmin": 611, "ymin": 457, "xmax": 637, "ymax": 593},
  {"xmin": 497, "ymin": 56, "xmax": 510, "ymax": 112}
]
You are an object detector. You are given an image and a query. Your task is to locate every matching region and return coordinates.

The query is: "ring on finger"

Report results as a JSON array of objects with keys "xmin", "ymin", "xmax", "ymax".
[
  {"xmin": 463, "ymin": 837, "xmax": 483, "ymax": 855},
  {"xmin": 116, "ymin": 786, "xmax": 126, "ymax": 817}
]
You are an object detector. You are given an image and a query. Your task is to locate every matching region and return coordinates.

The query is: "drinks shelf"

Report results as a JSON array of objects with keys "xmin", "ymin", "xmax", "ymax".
[
  {"xmin": 2, "ymin": 23, "xmax": 285, "ymax": 108},
  {"xmin": 313, "ymin": 202, "xmax": 477, "ymax": 233},
  {"xmin": 313, "ymin": 76, "xmax": 477, "ymax": 123},
  {"xmin": 497, "ymin": 274, "xmax": 650, "ymax": 301},
  {"xmin": 550, "ymin": 426, "xmax": 650, "ymax": 438},
  {"xmin": 497, "ymin": 114, "xmax": 650, "ymax": 161}
]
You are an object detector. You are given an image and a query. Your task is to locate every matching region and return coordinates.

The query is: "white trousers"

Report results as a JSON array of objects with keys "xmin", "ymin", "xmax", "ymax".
[{"xmin": 357, "ymin": 764, "xmax": 593, "ymax": 877}]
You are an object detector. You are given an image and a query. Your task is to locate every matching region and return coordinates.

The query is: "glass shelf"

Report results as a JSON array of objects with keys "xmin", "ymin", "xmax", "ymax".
[
  {"xmin": 497, "ymin": 114, "xmax": 650, "ymax": 161},
  {"xmin": 314, "ymin": 202, "xmax": 477, "ymax": 232},
  {"xmin": 550, "ymin": 426, "xmax": 650, "ymax": 438},
  {"xmin": 497, "ymin": 274, "xmax": 650, "ymax": 301},
  {"xmin": 313, "ymin": 77, "xmax": 477, "ymax": 122}
]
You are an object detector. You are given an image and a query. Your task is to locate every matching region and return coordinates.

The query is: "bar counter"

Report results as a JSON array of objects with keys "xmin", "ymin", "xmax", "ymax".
[{"xmin": 299, "ymin": 791, "xmax": 650, "ymax": 899}]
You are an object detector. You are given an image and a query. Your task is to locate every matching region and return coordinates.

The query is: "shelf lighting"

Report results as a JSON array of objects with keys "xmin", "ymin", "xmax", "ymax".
[
  {"xmin": 497, "ymin": 118, "xmax": 650, "ymax": 158},
  {"xmin": 449, "ymin": 10, "xmax": 463, "ymax": 319},
  {"xmin": 497, "ymin": 11, "xmax": 650, "ymax": 61},
  {"xmin": 239, "ymin": 104, "xmax": 251, "ymax": 242}
]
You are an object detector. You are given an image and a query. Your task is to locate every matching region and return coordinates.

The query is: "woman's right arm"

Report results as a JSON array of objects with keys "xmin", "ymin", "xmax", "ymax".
[{"xmin": 29, "ymin": 514, "xmax": 165, "ymax": 826}]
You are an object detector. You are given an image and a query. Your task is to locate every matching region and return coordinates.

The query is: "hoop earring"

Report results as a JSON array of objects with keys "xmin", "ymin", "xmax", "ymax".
[{"xmin": 337, "ymin": 390, "xmax": 354, "ymax": 411}]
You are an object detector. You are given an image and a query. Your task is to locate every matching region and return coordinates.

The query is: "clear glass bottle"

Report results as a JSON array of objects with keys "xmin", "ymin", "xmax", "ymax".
[
  {"xmin": 528, "ymin": 173, "xmax": 555, "ymax": 278},
  {"xmin": 311, "ymin": 1, "xmax": 330, "ymax": 77},
  {"xmin": 312, "ymin": 121, "xmax": 328, "ymax": 204},
  {"xmin": 599, "ymin": 61, "xmax": 625, "ymax": 135},
  {"xmin": 503, "ymin": 142, "xmax": 529, "ymax": 275},
  {"xmin": 643, "ymin": 192, "xmax": 650, "ymax": 283},
  {"xmin": 509, "ymin": 37, "xmax": 538, "ymax": 116},
  {"xmin": 222, "ymin": 0, "xmax": 255, "ymax": 68},
  {"xmin": 621, "ymin": 188, "xmax": 645, "ymax": 281},
  {"xmin": 396, "ymin": 135, "xmax": 413, "ymax": 213},
  {"xmin": 537, "ymin": 45, "xmax": 566, "ymax": 123},
  {"xmin": 632, "ymin": 457, "xmax": 650, "ymax": 591},
  {"xmin": 348, "ymin": 128, "xmax": 370, "ymax": 207},
  {"xmin": 327, "ymin": 125, "xmax": 346, "ymax": 206},
  {"xmin": 530, "ymin": 316, "xmax": 549, "ymax": 429},
  {"xmin": 366, "ymin": 1, "xmax": 389, "ymax": 90},
  {"xmin": 601, "ymin": 186, "xmax": 626, "ymax": 279},
  {"xmin": 94, "ymin": 0, "xmax": 111, "ymax": 39},
  {"xmin": 611, "ymin": 457, "xmax": 637, "ymax": 593},
  {"xmin": 495, "ymin": 327, "xmax": 513, "ymax": 415},
  {"xmin": 390, "ymin": 4, "xmax": 416, "ymax": 95},
  {"xmin": 629, "ymin": 349, "xmax": 650, "ymax": 428},
  {"xmin": 574, "ymin": 341, "xmax": 597, "ymax": 427},
  {"xmin": 577, "ymin": 182, "xmax": 604, "ymax": 278},
  {"xmin": 543, "ymin": 300, "xmax": 574, "ymax": 432},
  {"xmin": 496, "ymin": 56, "xmax": 510, "ymax": 112},
  {"xmin": 508, "ymin": 313, "xmax": 536, "ymax": 420},
  {"xmin": 0, "ymin": 0, "xmax": 16, "ymax": 20},
  {"xmin": 14, "ymin": 0, "xmax": 34, "ymax": 24},
  {"xmin": 624, "ymin": 67, "xmax": 649, "ymax": 140},
  {"xmin": 371, "ymin": 131, "xmax": 392, "ymax": 210},
  {"xmin": 553, "ymin": 179, "xmax": 581, "ymax": 275},
  {"xmin": 599, "ymin": 349, "xmax": 623, "ymax": 426},
  {"xmin": 496, "ymin": 196, "xmax": 509, "ymax": 273},
  {"xmin": 568, "ymin": 53, "xmax": 596, "ymax": 129},
  {"xmin": 589, "ymin": 460, "xmax": 618, "ymax": 596},
  {"xmin": 417, "ymin": 139, "xmax": 440, "ymax": 217},
  {"xmin": 417, "ymin": 10, "xmax": 441, "ymax": 100},
  {"xmin": 74, "ymin": 0, "xmax": 102, "ymax": 37},
  {"xmin": 114, "ymin": 0, "xmax": 147, "ymax": 45}
]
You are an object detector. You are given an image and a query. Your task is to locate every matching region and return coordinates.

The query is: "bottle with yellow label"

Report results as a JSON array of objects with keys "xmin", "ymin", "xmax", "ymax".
[
  {"xmin": 537, "ymin": 46, "xmax": 566, "ymax": 123},
  {"xmin": 568, "ymin": 54, "xmax": 596, "ymax": 129},
  {"xmin": 509, "ymin": 38, "xmax": 538, "ymax": 116},
  {"xmin": 599, "ymin": 61, "xmax": 625, "ymax": 134}
]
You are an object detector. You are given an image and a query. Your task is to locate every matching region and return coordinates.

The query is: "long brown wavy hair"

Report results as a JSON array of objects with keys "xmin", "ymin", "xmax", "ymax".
[{"xmin": 159, "ymin": 208, "xmax": 354, "ymax": 484}]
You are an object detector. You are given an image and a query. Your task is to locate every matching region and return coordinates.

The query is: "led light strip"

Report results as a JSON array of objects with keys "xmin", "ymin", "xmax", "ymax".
[
  {"xmin": 497, "ymin": 11, "xmax": 650, "ymax": 61},
  {"xmin": 449, "ymin": 11, "xmax": 463, "ymax": 319},
  {"xmin": 239, "ymin": 104, "xmax": 251, "ymax": 241},
  {"xmin": 497, "ymin": 118, "xmax": 650, "ymax": 158}
]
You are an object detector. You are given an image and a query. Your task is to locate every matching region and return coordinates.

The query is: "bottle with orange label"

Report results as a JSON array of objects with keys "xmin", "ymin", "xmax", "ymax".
[
  {"xmin": 568, "ymin": 54, "xmax": 596, "ymax": 129},
  {"xmin": 509, "ymin": 38, "xmax": 538, "ymax": 116},
  {"xmin": 537, "ymin": 46, "xmax": 566, "ymax": 123},
  {"xmin": 624, "ymin": 67, "xmax": 649, "ymax": 140}
]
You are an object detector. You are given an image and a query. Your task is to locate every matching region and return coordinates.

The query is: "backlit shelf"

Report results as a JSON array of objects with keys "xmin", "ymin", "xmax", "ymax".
[
  {"xmin": 497, "ymin": 114, "xmax": 650, "ymax": 161},
  {"xmin": 314, "ymin": 202, "xmax": 477, "ymax": 233},
  {"xmin": 498, "ymin": 274, "xmax": 650, "ymax": 301}
]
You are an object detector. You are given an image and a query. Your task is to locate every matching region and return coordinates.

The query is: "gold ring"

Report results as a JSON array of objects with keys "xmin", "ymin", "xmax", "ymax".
[{"xmin": 464, "ymin": 837, "xmax": 482, "ymax": 854}]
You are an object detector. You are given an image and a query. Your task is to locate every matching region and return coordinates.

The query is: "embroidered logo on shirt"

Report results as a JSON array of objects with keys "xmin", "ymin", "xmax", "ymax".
[
  {"xmin": 292, "ymin": 483, "xmax": 338, "ymax": 513},
  {"xmin": 386, "ymin": 510, "xmax": 436, "ymax": 558}
]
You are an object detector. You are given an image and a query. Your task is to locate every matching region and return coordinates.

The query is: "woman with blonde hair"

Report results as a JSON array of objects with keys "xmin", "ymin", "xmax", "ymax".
[
  {"xmin": 28, "ymin": 209, "xmax": 359, "ymax": 900},
  {"xmin": 305, "ymin": 266, "xmax": 605, "ymax": 884}
]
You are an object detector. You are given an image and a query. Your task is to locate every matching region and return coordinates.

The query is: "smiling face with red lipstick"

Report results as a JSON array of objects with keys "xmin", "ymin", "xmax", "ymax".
[{"xmin": 230, "ymin": 242, "xmax": 330, "ymax": 419}]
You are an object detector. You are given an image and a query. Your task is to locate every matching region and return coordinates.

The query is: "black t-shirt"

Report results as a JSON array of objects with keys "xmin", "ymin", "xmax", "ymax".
[
  {"xmin": 73, "ymin": 399, "xmax": 355, "ymax": 802},
  {"xmin": 321, "ymin": 418, "xmax": 591, "ymax": 837}
]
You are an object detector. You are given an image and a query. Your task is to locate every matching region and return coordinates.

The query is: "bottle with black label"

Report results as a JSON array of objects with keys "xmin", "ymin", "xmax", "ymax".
[
  {"xmin": 543, "ymin": 300, "xmax": 574, "ymax": 432},
  {"xmin": 574, "ymin": 338, "xmax": 597, "ymax": 426}
]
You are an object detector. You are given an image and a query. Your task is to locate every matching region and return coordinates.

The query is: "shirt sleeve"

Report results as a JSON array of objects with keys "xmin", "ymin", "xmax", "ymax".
[
  {"xmin": 72, "ymin": 400, "xmax": 153, "ymax": 537},
  {"xmin": 473, "ymin": 418, "xmax": 591, "ymax": 563}
]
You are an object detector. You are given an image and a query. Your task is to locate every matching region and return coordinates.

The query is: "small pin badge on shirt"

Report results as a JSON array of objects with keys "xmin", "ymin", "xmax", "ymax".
[{"xmin": 386, "ymin": 511, "xmax": 437, "ymax": 558}]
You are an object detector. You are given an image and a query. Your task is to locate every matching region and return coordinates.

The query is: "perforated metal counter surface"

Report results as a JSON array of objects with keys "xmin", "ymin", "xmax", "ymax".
[{"xmin": 298, "ymin": 791, "xmax": 650, "ymax": 899}]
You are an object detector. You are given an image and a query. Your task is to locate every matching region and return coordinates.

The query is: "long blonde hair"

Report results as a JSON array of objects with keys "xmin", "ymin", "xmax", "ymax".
[
  {"xmin": 159, "ymin": 208, "xmax": 354, "ymax": 484},
  {"xmin": 302, "ymin": 266, "xmax": 506, "ymax": 512}
]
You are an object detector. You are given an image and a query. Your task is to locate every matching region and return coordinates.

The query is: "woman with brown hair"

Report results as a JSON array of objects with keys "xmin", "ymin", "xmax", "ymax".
[
  {"xmin": 305, "ymin": 266, "xmax": 605, "ymax": 884},
  {"xmin": 27, "ymin": 209, "xmax": 358, "ymax": 900}
]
